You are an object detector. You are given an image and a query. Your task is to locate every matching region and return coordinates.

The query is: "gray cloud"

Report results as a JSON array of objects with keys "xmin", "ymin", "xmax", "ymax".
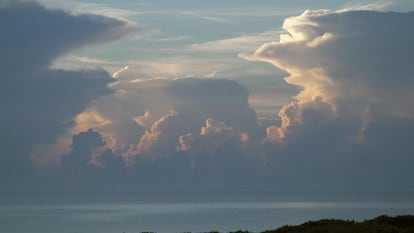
[
  {"xmin": 62, "ymin": 129, "xmax": 124, "ymax": 178},
  {"xmin": 0, "ymin": 1, "xmax": 133, "ymax": 189},
  {"xmin": 4, "ymin": 3, "xmax": 414, "ymax": 192},
  {"xmin": 0, "ymin": 1, "xmax": 134, "ymax": 72},
  {"xmin": 168, "ymin": 78, "xmax": 263, "ymax": 137},
  {"xmin": 62, "ymin": 129, "xmax": 106, "ymax": 175}
]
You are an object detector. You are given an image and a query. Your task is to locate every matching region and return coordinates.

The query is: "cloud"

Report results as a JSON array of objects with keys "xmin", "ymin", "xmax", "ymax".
[
  {"xmin": 68, "ymin": 55, "xmax": 114, "ymax": 65},
  {"xmin": 58, "ymin": 129, "xmax": 126, "ymax": 190},
  {"xmin": 167, "ymin": 78, "xmax": 262, "ymax": 135},
  {"xmin": 199, "ymin": 16, "xmax": 232, "ymax": 24},
  {"xmin": 62, "ymin": 129, "xmax": 106, "ymax": 174},
  {"xmin": 69, "ymin": 2, "xmax": 138, "ymax": 19},
  {"xmin": 0, "ymin": 1, "xmax": 133, "ymax": 187},
  {"xmin": 0, "ymin": 1, "xmax": 135, "ymax": 71},
  {"xmin": 60, "ymin": 76, "xmax": 264, "ymax": 171},
  {"xmin": 121, "ymin": 78, "xmax": 264, "ymax": 161},
  {"xmin": 341, "ymin": 0, "xmax": 392, "ymax": 11},
  {"xmin": 50, "ymin": 75, "xmax": 267, "ymax": 190},
  {"xmin": 189, "ymin": 30, "xmax": 281, "ymax": 53},
  {"xmin": 177, "ymin": 118, "xmax": 249, "ymax": 153},
  {"xmin": 4, "ymin": 3, "xmax": 414, "ymax": 192},
  {"xmin": 151, "ymin": 35, "xmax": 193, "ymax": 42},
  {"xmin": 265, "ymin": 98, "xmax": 336, "ymax": 143},
  {"xmin": 202, "ymin": 9, "xmax": 414, "ymax": 191},
  {"xmin": 244, "ymin": 10, "xmax": 414, "ymax": 143},
  {"xmin": 90, "ymin": 78, "xmax": 171, "ymax": 155},
  {"xmin": 127, "ymin": 111, "xmax": 181, "ymax": 160},
  {"xmin": 112, "ymin": 66, "xmax": 158, "ymax": 82},
  {"xmin": 57, "ymin": 76, "xmax": 268, "ymax": 190}
]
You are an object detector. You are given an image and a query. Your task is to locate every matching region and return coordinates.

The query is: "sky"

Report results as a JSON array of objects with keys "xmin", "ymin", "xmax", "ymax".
[{"xmin": 1, "ymin": 0, "xmax": 414, "ymax": 192}]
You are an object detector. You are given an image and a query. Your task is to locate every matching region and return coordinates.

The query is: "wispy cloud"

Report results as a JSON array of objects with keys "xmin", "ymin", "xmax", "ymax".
[
  {"xmin": 68, "ymin": 55, "xmax": 113, "ymax": 65},
  {"xmin": 70, "ymin": 1, "xmax": 137, "ymax": 19},
  {"xmin": 152, "ymin": 35, "xmax": 193, "ymax": 42},
  {"xmin": 199, "ymin": 16, "xmax": 233, "ymax": 24},
  {"xmin": 118, "ymin": 56, "xmax": 242, "ymax": 80},
  {"xmin": 341, "ymin": 0, "xmax": 392, "ymax": 11},
  {"xmin": 189, "ymin": 30, "xmax": 281, "ymax": 53}
]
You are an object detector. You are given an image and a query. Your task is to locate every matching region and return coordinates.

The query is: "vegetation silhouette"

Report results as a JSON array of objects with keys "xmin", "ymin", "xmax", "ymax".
[
  {"xmin": 138, "ymin": 215, "xmax": 414, "ymax": 233},
  {"xmin": 261, "ymin": 215, "xmax": 414, "ymax": 233}
]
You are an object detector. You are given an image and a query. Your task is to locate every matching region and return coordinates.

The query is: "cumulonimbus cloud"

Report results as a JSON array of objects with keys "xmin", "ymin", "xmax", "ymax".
[
  {"xmin": 242, "ymin": 9, "xmax": 414, "ymax": 142},
  {"xmin": 5, "ymin": 2, "xmax": 414, "ymax": 191},
  {"xmin": 0, "ymin": 1, "xmax": 134, "ymax": 184}
]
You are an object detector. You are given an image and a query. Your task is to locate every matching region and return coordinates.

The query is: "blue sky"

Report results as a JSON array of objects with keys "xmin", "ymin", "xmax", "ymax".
[
  {"xmin": 2, "ymin": 0, "xmax": 414, "ymax": 192},
  {"xmin": 36, "ymin": 0, "xmax": 414, "ymax": 117}
]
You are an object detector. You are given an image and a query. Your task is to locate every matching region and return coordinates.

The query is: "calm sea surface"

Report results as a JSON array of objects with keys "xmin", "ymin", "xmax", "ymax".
[{"xmin": 1, "ymin": 191, "xmax": 413, "ymax": 233}]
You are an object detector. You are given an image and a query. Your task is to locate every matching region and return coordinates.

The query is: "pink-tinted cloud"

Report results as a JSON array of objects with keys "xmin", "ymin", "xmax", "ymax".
[{"xmin": 244, "ymin": 10, "xmax": 414, "ymax": 143}]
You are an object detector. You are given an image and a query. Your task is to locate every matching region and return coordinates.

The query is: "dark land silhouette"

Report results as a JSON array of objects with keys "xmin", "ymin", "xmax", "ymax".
[{"xmin": 146, "ymin": 215, "xmax": 414, "ymax": 233}]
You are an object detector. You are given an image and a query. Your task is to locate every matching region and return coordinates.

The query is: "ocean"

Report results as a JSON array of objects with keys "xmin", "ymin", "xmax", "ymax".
[{"xmin": 1, "ymin": 191, "xmax": 413, "ymax": 233}]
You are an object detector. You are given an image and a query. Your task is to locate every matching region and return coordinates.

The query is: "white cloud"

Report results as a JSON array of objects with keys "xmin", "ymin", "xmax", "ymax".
[
  {"xmin": 341, "ymin": 0, "xmax": 392, "ymax": 11},
  {"xmin": 57, "ymin": 1, "xmax": 138, "ymax": 19},
  {"xmin": 178, "ymin": 118, "xmax": 248, "ymax": 152},
  {"xmin": 152, "ymin": 35, "xmax": 193, "ymax": 42},
  {"xmin": 199, "ymin": 16, "xmax": 233, "ymax": 24},
  {"xmin": 112, "ymin": 56, "xmax": 247, "ymax": 80},
  {"xmin": 127, "ymin": 111, "xmax": 178, "ymax": 160},
  {"xmin": 189, "ymin": 30, "xmax": 281, "ymax": 53},
  {"xmin": 244, "ymin": 9, "xmax": 414, "ymax": 143},
  {"xmin": 68, "ymin": 55, "xmax": 113, "ymax": 65}
]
